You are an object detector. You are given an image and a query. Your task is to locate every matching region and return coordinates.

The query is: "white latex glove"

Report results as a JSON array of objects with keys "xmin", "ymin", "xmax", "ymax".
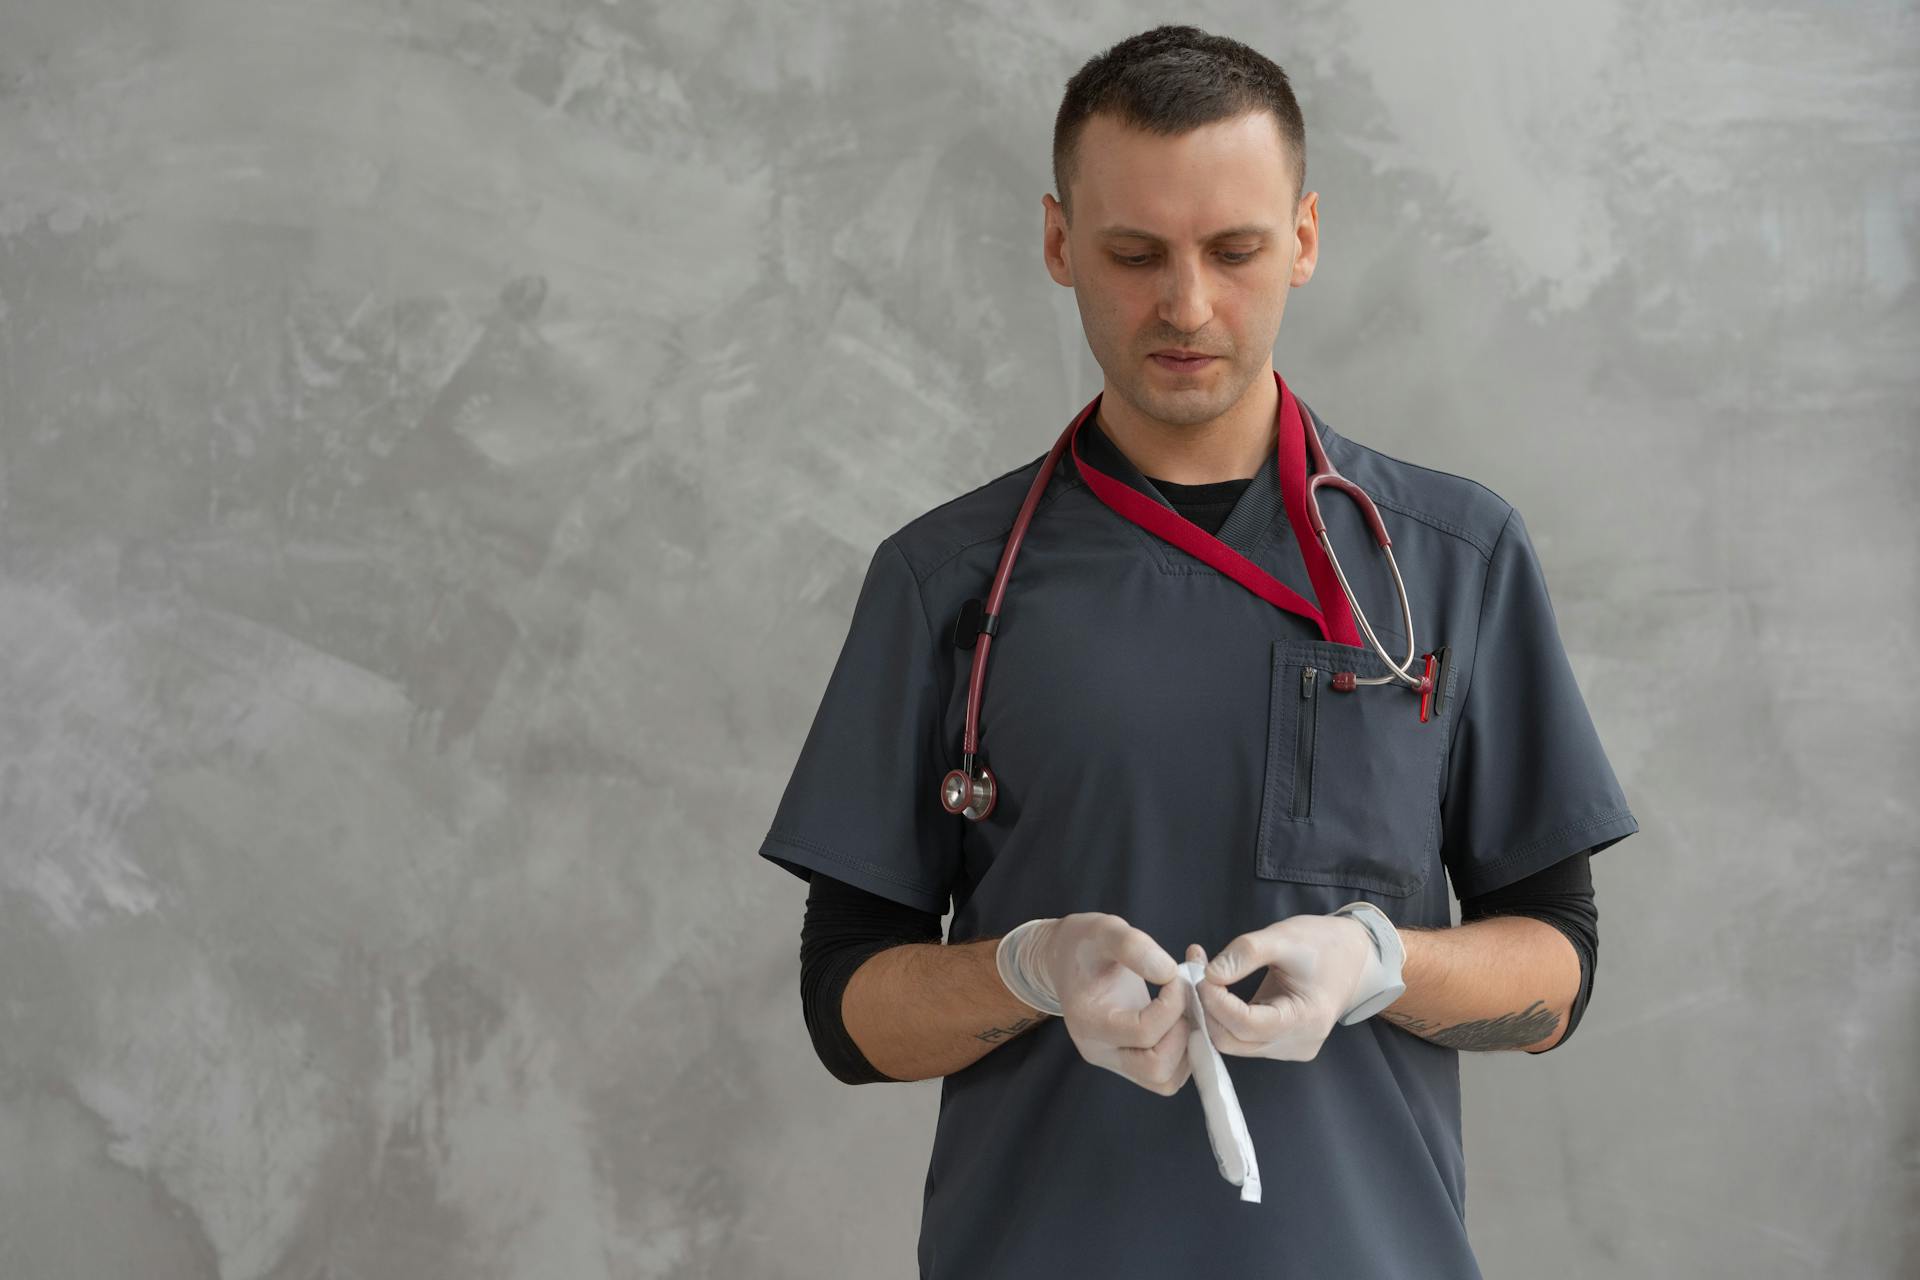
[
  {"xmin": 996, "ymin": 913, "xmax": 1191, "ymax": 1096},
  {"xmin": 1193, "ymin": 914, "xmax": 1377, "ymax": 1061},
  {"xmin": 1174, "ymin": 947, "xmax": 1262, "ymax": 1202}
]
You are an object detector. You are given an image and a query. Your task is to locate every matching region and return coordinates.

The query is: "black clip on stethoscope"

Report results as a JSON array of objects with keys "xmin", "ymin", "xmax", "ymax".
[{"xmin": 940, "ymin": 391, "xmax": 1439, "ymax": 823}]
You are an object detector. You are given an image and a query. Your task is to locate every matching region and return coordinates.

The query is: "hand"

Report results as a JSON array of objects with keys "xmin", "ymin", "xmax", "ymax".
[
  {"xmin": 997, "ymin": 913, "xmax": 1192, "ymax": 1096},
  {"xmin": 1193, "ymin": 914, "xmax": 1376, "ymax": 1061}
]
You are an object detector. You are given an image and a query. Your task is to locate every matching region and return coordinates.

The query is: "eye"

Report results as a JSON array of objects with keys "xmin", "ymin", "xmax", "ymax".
[{"xmin": 1113, "ymin": 251, "xmax": 1259, "ymax": 267}]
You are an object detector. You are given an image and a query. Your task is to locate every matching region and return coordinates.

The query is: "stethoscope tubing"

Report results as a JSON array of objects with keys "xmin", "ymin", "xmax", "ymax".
[
  {"xmin": 1300, "ymin": 418, "xmax": 1423, "ymax": 688},
  {"xmin": 957, "ymin": 399, "xmax": 1093, "ymax": 760}
]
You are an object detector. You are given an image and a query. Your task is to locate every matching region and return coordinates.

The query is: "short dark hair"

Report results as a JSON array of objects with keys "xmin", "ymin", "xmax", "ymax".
[{"xmin": 1052, "ymin": 25, "xmax": 1307, "ymax": 227}]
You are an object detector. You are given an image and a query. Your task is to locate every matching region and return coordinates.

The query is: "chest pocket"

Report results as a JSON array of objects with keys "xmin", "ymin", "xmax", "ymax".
[{"xmin": 1254, "ymin": 636, "xmax": 1459, "ymax": 898}]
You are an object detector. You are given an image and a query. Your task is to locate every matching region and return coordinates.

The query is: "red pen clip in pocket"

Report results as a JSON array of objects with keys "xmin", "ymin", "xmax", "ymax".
[{"xmin": 1417, "ymin": 645, "xmax": 1453, "ymax": 723}]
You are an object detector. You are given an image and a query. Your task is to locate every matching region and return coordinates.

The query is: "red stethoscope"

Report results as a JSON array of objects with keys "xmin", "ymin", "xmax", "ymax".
[{"xmin": 939, "ymin": 370, "xmax": 1445, "ymax": 823}]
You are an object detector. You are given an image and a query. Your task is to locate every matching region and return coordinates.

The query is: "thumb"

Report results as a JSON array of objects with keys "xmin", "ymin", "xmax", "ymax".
[
  {"xmin": 1122, "ymin": 928, "xmax": 1180, "ymax": 985},
  {"xmin": 1205, "ymin": 944, "xmax": 1244, "ymax": 982}
]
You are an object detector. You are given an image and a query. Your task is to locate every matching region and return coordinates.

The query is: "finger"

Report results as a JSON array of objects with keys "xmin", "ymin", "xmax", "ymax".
[
  {"xmin": 1109, "ymin": 1044, "xmax": 1173, "ymax": 1092},
  {"xmin": 1158, "ymin": 1025, "xmax": 1193, "ymax": 1094},
  {"xmin": 1090, "ymin": 968, "xmax": 1188, "ymax": 1046},
  {"xmin": 1115, "ymin": 927, "xmax": 1181, "ymax": 986},
  {"xmin": 1199, "ymin": 979, "xmax": 1303, "ymax": 1046},
  {"xmin": 1196, "ymin": 974, "xmax": 1275, "ymax": 1042},
  {"xmin": 1210, "ymin": 1011, "xmax": 1322, "ymax": 1060},
  {"xmin": 1204, "ymin": 930, "xmax": 1316, "ymax": 986},
  {"xmin": 1114, "ymin": 1013, "xmax": 1191, "ymax": 1093},
  {"xmin": 1202, "ymin": 932, "xmax": 1259, "ymax": 985},
  {"xmin": 1194, "ymin": 977, "xmax": 1245, "ymax": 1040}
]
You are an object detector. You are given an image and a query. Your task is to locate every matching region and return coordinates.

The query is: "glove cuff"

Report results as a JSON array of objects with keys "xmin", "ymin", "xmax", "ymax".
[
  {"xmin": 1330, "ymin": 902, "xmax": 1407, "ymax": 1025},
  {"xmin": 995, "ymin": 918, "xmax": 1063, "ymax": 1016}
]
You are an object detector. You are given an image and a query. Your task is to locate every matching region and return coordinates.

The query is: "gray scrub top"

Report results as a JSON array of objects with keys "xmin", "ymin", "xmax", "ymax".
[{"xmin": 759, "ymin": 394, "xmax": 1639, "ymax": 1279}]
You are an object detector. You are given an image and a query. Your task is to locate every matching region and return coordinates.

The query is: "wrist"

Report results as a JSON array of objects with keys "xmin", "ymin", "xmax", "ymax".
[
  {"xmin": 995, "ymin": 917, "xmax": 1063, "ymax": 1016},
  {"xmin": 1329, "ymin": 902, "xmax": 1406, "ymax": 1025}
]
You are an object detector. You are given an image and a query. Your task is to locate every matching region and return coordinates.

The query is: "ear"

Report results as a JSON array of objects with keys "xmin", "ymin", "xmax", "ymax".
[
  {"xmin": 1042, "ymin": 194, "xmax": 1075, "ymax": 287},
  {"xmin": 1290, "ymin": 190, "xmax": 1319, "ymax": 288}
]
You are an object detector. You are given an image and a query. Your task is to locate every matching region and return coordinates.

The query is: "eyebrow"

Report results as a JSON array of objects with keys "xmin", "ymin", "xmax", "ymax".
[{"xmin": 1095, "ymin": 224, "xmax": 1277, "ymax": 242}]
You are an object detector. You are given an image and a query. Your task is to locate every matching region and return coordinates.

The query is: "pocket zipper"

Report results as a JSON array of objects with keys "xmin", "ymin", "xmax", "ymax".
[{"xmin": 1293, "ymin": 665, "xmax": 1318, "ymax": 818}]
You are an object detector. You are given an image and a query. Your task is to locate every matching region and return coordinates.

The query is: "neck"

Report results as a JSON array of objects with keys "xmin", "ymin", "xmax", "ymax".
[{"xmin": 1096, "ymin": 367, "xmax": 1279, "ymax": 485}]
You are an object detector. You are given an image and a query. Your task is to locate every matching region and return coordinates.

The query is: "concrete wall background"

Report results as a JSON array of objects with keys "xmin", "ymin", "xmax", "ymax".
[{"xmin": 1, "ymin": 2, "xmax": 1914, "ymax": 1276}]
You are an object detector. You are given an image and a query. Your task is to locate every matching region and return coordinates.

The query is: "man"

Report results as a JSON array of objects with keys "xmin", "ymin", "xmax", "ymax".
[{"xmin": 759, "ymin": 24, "xmax": 1637, "ymax": 1279}]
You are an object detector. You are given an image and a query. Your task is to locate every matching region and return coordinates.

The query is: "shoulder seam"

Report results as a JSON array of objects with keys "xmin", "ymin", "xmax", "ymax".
[
  {"xmin": 1331, "ymin": 435, "xmax": 1512, "ymax": 562},
  {"xmin": 1369, "ymin": 494, "xmax": 1501, "ymax": 563},
  {"xmin": 1443, "ymin": 506, "xmax": 1518, "ymax": 779},
  {"xmin": 921, "ymin": 475, "xmax": 1086, "ymax": 582},
  {"xmin": 879, "ymin": 536, "xmax": 935, "ymax": 649},
  {"xmin": 902, "ymin": 451, "xmax": 1048, "ymax": 531},
  {"xmin": 893, "ymin": 456, "xmax": 1087, "ymax": 586},
  {"xmin": 881, "ymin": 535, "xmax": 958, "ymax": 776}
]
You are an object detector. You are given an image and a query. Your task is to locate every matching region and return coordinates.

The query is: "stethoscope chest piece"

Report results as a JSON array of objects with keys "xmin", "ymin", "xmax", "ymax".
[{"xmin": 940, "ymin": 761, "xmax": 996, "ymax": 821}]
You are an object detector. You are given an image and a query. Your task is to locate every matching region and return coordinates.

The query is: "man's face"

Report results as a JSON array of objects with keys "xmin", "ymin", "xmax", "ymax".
[{"xmin": 1043, "ymin": 110, "xmax": 1318, "ymax": 429}]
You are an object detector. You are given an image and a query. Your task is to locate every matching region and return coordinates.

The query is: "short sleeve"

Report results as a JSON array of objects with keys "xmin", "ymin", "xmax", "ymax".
[
  {"xmin": 756, "ymin": 537, "xmax": 963, "ymax": 916},
  {"xmin": 1439, "ymin": 508, "xmax": 1639, "ymax": 900}
]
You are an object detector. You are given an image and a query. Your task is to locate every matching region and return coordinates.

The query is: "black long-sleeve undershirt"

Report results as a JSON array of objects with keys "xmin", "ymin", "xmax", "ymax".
[
  {"xmin": 801, "ymin": 852, "xmax": 1597, "ymax": 1084},
  {"xmin": 798, "ymin": 463, "xmax": 1599, "ymax": 1084}
]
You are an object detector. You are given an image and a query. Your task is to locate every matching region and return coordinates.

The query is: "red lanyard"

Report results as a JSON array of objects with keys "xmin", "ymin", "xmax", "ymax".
[{"xmin": 1069, "ymin": 371, "xmax": 1362, "ymax": 647}]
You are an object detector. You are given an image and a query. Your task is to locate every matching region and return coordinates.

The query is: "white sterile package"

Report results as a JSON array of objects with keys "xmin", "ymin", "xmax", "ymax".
[{"xmin": 1175, "ymin": 959, "xmax": 1262, "ymax": 1202}]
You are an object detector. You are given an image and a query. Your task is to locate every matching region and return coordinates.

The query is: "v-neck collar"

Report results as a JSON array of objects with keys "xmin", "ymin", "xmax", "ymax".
[
  {"xmin": 1060, "ymin": 373, "xmax": 1361, "ymax": 645},
  {"xmin": 1073, "ymin": 408, "xmax": 1287, "ymax": 559}
]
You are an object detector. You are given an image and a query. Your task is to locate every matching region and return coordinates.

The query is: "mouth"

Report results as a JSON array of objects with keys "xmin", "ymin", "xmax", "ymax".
[{"xmin": 1151, "ymin": 351, "xmax": 1216, "ymax": 371}]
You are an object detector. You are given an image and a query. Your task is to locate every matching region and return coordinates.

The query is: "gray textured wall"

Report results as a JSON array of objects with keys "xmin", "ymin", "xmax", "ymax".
[{"xmin": 1, "ymin": 2, "xmax": 1914, "ymax": 1277}]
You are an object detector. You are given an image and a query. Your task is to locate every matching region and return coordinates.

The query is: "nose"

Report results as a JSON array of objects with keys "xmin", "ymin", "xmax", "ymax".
[{"xmin": 1158, "ymin": 255, "xmax": 1214, "ymax": 338}]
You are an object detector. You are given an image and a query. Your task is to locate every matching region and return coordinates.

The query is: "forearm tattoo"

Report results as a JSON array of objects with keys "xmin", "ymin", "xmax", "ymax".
[
  {"xmin": 975, "ymin": 1016, "xmax": 1042, "ymax": 1044},
  {"xmin": 1379, "ymin": 1000, "xmax": 1561, "ymax": 1051}
]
